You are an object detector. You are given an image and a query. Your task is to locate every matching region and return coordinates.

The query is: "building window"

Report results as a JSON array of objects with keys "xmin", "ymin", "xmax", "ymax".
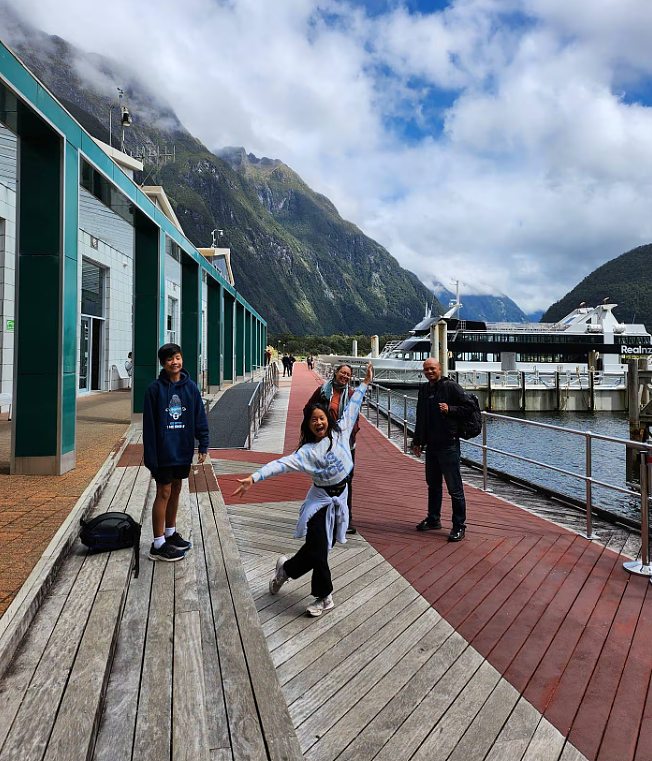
[
  {"xmin": 167, "ymin": 296, "xmax": 178, "ymax": 344},
  {"xmin": 81, "ymin": 259, "xmax": 104, "ymax": 317}
]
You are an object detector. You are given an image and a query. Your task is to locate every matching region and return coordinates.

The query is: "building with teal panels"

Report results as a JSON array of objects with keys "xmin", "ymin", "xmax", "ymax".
[{"xmin": 0, "ymin": 40, "xmax": 267, "ymax": 476}]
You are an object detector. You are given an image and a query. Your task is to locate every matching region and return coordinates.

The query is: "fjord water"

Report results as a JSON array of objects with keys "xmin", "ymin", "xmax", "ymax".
[{"xmin": 382, "ymin": 390, "xmax": 638, "ymax": 520}]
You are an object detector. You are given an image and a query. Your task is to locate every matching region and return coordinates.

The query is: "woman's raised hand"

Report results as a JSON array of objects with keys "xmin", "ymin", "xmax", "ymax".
[
  {"xmin": 364, "ymin": 361, "xmax": 374, "ymax": 384},
  {"xmin": 233, "ymin": 475, "xmax": 254, "ymax": 497}
]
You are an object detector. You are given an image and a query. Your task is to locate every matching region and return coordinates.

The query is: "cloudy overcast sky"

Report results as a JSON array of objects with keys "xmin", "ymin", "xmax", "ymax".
[{"xmin": 9, "ymin": 0, "xmax": 652, "ymax": 312}]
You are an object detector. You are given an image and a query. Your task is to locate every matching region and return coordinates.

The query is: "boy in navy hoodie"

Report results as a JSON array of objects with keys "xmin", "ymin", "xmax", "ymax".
[{"xmin": 143, "ymin": 343, "xmax": 210, "ymax": 561}]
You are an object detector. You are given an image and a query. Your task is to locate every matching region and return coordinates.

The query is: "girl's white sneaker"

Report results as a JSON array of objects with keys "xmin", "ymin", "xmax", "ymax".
[
  {"xmin": 269, "ymin": 555, "xmax": 288, "ymax": 595},
  {"xmin": 306, "ymin": 594, "xmax": 334, "ymax": 617}
]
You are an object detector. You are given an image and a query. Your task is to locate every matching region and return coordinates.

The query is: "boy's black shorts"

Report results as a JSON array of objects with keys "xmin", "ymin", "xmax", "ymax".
[{"xmin": 152, "ymin": 464, "xmax": 191, "ymax": 485}]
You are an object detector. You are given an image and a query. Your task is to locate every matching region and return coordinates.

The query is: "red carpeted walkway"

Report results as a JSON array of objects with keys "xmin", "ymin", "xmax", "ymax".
[{"xmin": 219, "ymin": 364, "xmax": 652, "ymax": 761}]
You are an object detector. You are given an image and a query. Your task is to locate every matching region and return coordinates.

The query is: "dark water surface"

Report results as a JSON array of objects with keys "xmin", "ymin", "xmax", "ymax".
[{"xmin": 373, "ymin": 387, "xmax": 640, "ymax": 521}]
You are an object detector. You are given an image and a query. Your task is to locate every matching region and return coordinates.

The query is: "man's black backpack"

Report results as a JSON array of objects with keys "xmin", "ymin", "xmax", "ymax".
[
  {"xmin": 80, "ymin": 512, "xmax": 141, "ymax": 577},
  {"xmin": 458, "ymin": 392, "xmax": 483, "ymax": 440}
]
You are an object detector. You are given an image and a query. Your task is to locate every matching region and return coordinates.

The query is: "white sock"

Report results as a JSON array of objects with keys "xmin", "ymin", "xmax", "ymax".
[
  {"xmin": 164, "ymin": 526, "xmax": 176, "ymax": 538},
  {"xmin": 153, "ymin": 536, "xmax": 165, "ymax": 549}
]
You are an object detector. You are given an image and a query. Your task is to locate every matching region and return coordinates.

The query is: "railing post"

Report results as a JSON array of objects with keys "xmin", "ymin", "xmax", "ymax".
[
  {"xmin": 624, "ymin": 449, "xmax": 652, "ymax": 576},
  {"xmin": 403, "ymin": 395, "xmax": 408, "ymax": 453},
  {"xmin": 482, "ymin": 417, "xmax": 488, "ymax": 491},
  {"xmin": 582, "ymin": 433, "xmax": 595, "ymax": 540},
  {"xmin": 376, "ymin": 384, "xmax": 380, "ymax": 427},
  {"xmin": 387, "ymin": 388, "xmax": 392, "ymax": 438},
  {"xmin": 247, "ymin": 403, "xmax": 252, "ymax": 450}
]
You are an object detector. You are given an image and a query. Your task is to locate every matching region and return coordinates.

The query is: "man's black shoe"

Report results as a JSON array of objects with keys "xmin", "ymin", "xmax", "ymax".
[
  {"xmin": 416, "ymin": 518, "xmax": 442, "ymax": 531},
  {"xmin": 346, "ymin": 525, "xmax": 357, "ymax": 535},
  {"xmin": 448, "ymin": 527, "xmax": 466, "ymax": 542}
]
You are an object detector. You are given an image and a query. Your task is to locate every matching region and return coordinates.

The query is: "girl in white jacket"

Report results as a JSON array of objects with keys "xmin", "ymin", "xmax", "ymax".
[{"xmin": 233, "ymin": 362, "xmax": 373, "ymax": 617}]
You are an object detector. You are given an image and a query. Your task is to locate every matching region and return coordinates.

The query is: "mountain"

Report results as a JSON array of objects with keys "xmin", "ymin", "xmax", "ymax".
[
  {"xmin": 542, "ymin": 243, "xmax": 652, "ymax": 328},
  {"xmin": 432, "ymin": 283, "xmax": 530, "ymax": 323},
  {"xmin": 0, "ymin": 6, "xmax": 442, "ymax": 335},
  {"xmin": 526, "ymin": 310, "xmax": 545, "ymax": 323}
]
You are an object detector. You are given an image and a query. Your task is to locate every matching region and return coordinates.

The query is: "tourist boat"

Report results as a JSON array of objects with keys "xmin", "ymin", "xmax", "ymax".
[
  {"xmin": 375, "ymin": 297, "xmax": 651, "ymax": 377},
  {"xmin": 319, "ymin": 296, "xmax": 651, "ymax": 387}
]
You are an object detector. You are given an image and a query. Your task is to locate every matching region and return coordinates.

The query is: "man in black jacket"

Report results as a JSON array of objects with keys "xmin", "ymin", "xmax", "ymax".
[{"xmin": 412, "ymin": 358, "xmax": 471, "ymax": 542}]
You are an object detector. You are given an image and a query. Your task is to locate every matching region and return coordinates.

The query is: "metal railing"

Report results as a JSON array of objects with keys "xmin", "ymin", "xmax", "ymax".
[
  {"xmin": 246, "ymin": 362, "xmax": 279, "ymax": 449},
  {"xmin": 316, "ymin": 358, "xmax": 627, "ymax": 391},
  {"xmin": 363, "ymin": 380, "xmax": 652, "ymax": 577}
]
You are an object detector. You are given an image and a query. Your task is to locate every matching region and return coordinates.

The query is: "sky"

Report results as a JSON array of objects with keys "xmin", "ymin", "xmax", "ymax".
[{"xmin": 8, "ymin": 0, "xmax": 652, "ymax": 313}]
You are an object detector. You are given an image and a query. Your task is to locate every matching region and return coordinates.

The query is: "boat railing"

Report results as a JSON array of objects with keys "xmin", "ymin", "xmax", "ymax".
[{"xmin": 363, "ymin": 379, "xmax": 652, "ymax": 578}]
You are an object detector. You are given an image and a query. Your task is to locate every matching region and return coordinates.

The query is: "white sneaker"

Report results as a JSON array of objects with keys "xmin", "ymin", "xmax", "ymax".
[
  {"xmin": 269, "ymin": 555, "xmax": 289, "ymax": 595},
  {"xmin": 306, "ymin": 595, "xmax": 334, "ymax": 617}
]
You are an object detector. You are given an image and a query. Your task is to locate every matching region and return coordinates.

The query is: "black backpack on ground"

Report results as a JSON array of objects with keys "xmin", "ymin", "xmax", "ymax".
[
  {"xmin": 80, "ymin": 512, "xmax": 141, "ymax": 577},
  {"xmin": 458, "ymin": 392, "xmax": 483, "ymax": 440}
]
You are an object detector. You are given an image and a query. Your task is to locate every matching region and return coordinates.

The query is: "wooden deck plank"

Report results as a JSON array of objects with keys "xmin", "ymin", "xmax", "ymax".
[
  {"xmin": 279, "ymin": 578, "xmax": 413, "ymax": 694},
  {"xmin": 197, "ymin": 493, "xmax": 268, "ymax": 761},
  {"xmin": 173, "ymin": 610, "xmax": 210, "ymax": 761},
  {"xmin": 334, "ymin": 632, "xmax": 469, "ymax": 761},
  {"xmin": 483, "ymin": 697, "xmax": 542, "ymax": 761},
  {"xmin": 520, "ymin": 718, "xmax": 566, "ymax": 761},
  {"xmin": 0, "ymin": 553, "xmax": 110, "ymax": 761},
  {"xmin": 447, "ymin": 679, "xmax": 521, "ymax": 761},
  {"xmin": 93, "ymin": 558, "xmax": 154, "ymax": 761},
  {"xmin": 369, "ymin": 649, "xmax": 484, "ymax": 761},
  {"xmin": 132, "ymin": 560, "xmax": 175, "ymax": 761},
  {"xmin": 294, "ymin": 606, "xmax": 438, "ymax": 749},
  {"xmin": 190, "ymin": 491, "xmax": 231, "ymax": 754},
  {"xmin": 44, "ymin": 587, "xmax": 126, "ymax": 761},
  {"xmin": 211, "ymin": 492, "xmax": 303, "ymax": 761},
  {"xmin": 304, "ymin": 617, "xmax": 455, "ymax": 761}
]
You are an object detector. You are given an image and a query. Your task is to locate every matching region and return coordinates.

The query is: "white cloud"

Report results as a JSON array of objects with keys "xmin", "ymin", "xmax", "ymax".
[{"xmin": 6, "ymin": 0, "xmax": 652, "ymax": 314}]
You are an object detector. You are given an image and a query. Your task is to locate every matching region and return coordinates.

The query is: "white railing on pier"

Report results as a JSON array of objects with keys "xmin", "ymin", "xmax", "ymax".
[{"xmin": 246, "ymin": 362, "xmax": 279, "ymax": 449}]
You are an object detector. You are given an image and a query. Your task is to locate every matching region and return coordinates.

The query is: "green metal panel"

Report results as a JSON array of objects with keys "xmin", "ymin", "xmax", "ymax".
[
  {"xmin": 14, "ymin": 109, "xmax": 62, "ymax": 460},
  {"xmin": 245, "ymin": 311, "xmax": 252, "ymax": 374},
  {"xmin": 181, "ymin": 257, "xmax": 200, "ymax": 383},
  {"xmin": 223, "ymin": 294, "xmax": 234, "ymax": 381},
  {"xmin": 159, "ymin": 234, "xmax": 166, "ymax": 347},
  {"xmin": 133, "ymin": 214, "xmax": 160, "ymax": 415},
  {"xmin": 235, "ymin": 302, "xmax": 245, "ymax": 377},
  {"xmin": 207, "ymin": 282, "xmax": 222, "ymax": 387},
  {"xmin": 61, "ymin": 141, "xmax": 79, "ymax": 453}
]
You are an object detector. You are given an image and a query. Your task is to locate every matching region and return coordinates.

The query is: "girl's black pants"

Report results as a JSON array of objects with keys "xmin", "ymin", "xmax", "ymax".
[{"xmin": 283, "ymin": 506, "xmax": 333, "ymax": 598}]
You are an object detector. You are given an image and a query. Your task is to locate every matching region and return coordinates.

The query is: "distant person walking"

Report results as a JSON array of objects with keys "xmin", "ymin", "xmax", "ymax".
[
  {"xmin": 305, "ymin": 363, "xmax": 360, "ymax": 534},
  {"xmin": 264, "ymin": 348, "xmax": 272, "ymax": 366},
  {"xmin": 307, "ymin": 354, "xmax": 315, "ymax": 371},
  {"xmin": 143, "ymin": 343, "xmax": 210, "ymax": 562},
  {"xmin": 125, "ymin": 351, "xmax": 133, "ymax": 388},
  {"xmin": 288, "ymin": 354, "xmax": 296, "ymax": 377},
  {"xmin": 282, "ymin": 354, "xmax": 290, "ymax": 377},
  {"xmin": 234, "ymin": 362, "xmax": 373, "ymax": 617},
  {"xmin": 412, "ymin": 358, "xmax": 472, "ymax": 542}
]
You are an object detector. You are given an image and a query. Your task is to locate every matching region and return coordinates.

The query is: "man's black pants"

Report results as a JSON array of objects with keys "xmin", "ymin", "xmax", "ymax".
[{"xmin": 283, "ymin": 506, "xmax": 333, "ymax": 598}]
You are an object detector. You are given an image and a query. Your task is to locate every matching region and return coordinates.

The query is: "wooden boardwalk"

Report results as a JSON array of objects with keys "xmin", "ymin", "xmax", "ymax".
[
  {"xmin": 0, "ymin": 434, "xmax": 302, "ymax": 761},
  {"xmin": 1, "ymin": 362, "xmax": 650, "ymax": 761},
  {"xmin": 217, "ymin": 363, "xmax": 652, "ymax": 761}
]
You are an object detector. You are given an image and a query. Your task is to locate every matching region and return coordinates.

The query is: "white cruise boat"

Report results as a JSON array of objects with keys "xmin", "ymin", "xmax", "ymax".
[{"xmin": 376, "ymin": 300, "xmax": 651, "ymax": 377}]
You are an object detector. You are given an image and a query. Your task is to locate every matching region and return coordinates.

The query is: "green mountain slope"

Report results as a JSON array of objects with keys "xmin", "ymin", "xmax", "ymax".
[
  {"xmin": 1, "ymin": 7, "xmax": 442, "ymax": 334},
  {"xmin": 542, "ymin": 243, "xmax": 652, "ymax": 327}
]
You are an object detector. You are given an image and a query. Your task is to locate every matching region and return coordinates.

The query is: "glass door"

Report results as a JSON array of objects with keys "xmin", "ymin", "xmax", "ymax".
[{"xmin": 79, "ymin": 316, "xmax": 90, "ymax": 391}]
